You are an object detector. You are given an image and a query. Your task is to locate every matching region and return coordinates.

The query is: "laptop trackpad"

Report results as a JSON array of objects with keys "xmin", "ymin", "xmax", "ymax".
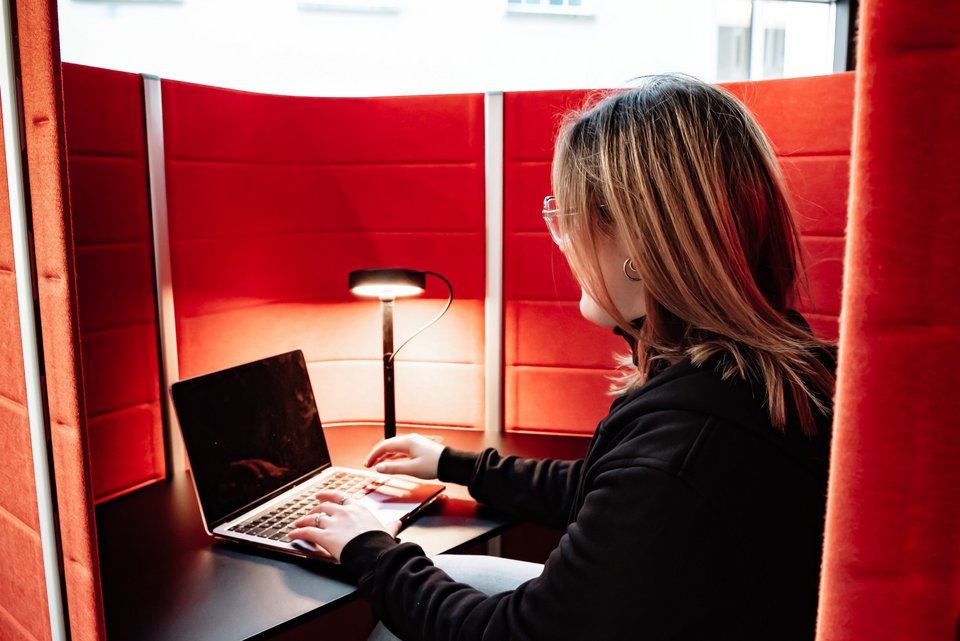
[{"xmin": 356, "ymin": 477, "xmax": 442, "ymax": 525}]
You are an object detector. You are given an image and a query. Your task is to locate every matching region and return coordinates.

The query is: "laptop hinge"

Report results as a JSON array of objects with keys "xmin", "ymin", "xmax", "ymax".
[{"xmin": 211, "ymin": 462, "xmax": 332, "ymax": 529}]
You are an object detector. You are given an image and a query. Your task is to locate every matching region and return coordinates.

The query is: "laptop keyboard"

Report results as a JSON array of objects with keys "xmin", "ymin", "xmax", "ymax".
[{"xmin": 227, "ymin": 471, "xmax": 386, "ymax": 543}]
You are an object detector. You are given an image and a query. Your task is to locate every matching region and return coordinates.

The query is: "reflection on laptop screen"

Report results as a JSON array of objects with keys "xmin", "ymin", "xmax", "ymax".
[{"xmin": 171, "ymin": 350, "xmax": 331, "ymax": 527}]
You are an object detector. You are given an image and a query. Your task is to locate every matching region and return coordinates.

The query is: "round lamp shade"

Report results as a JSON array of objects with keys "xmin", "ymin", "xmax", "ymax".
[{"xmin": 348, "ymin": 268, "xmax": 427, "ymax": 299}]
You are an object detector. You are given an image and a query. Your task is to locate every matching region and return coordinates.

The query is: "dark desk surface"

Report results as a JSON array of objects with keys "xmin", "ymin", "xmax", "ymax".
[{"xmin": 96, "ymin": 424, "xmax": 589, "ymax": 641}]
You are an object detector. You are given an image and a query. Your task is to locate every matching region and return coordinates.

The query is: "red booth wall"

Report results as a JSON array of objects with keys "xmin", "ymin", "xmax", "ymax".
[
  {"xmin": 16, "ymin": 55, "xmax": 861, "ymax": 641},
  {"xmin": 161, "ymin": 80, "xmax": 488, "ymax": 430},
  {"xmin": 63, "ymin": 63, "xmax": 166, "ymax": 502},
  {"xmin": 502, "ymin": 73, "xmax": 854, "ymax": 435},
  {"xmin": 55, "ymin": 68, "xmax": 856, "ymax": 500}
]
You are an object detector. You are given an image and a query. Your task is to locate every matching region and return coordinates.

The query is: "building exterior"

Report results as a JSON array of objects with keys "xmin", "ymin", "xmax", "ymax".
[{"xmin": 58, "ymin": 0, "xmax": 836, "ymax": 95}]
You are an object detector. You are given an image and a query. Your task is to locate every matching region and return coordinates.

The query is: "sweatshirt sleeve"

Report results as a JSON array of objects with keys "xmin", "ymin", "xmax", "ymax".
[
  {"xmin": 437, "ymin": 447, "xmax": 583, "ymax": 529},
  {"xmin": 340, "ymin": 464, "xmax": 714, "ymax": 641}
]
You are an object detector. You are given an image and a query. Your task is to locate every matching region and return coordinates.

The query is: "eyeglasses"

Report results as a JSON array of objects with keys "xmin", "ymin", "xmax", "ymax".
[{"xmin": 542, "ymin": 196, "xmax": 576, "ymax": 247}]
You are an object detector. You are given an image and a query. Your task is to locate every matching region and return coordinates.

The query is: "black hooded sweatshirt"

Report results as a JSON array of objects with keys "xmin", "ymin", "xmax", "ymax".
[{"xmin": 340, "ymin": 319, "xmax": 833, "ymax": 641}]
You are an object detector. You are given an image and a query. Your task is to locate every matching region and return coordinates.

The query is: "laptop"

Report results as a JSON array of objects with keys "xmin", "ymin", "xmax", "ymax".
[{"xmin": 170, "ymin": 349, "xmax": 446, "ymax": 560}]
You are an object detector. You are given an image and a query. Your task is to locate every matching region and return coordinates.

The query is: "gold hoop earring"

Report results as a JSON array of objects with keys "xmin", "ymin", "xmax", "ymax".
[{"xmin": 623, "ymin": 258, "xmax": 642, "ymax": 282}]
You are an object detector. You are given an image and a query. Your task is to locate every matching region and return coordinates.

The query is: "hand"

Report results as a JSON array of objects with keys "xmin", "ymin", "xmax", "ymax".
[
  {"xmin": 288, "ymin": 490, "xmax": 400, "ymax": 562},
  {"xmin": 364, "ymin": 433, "xmax": 445, "ymax": 479}
]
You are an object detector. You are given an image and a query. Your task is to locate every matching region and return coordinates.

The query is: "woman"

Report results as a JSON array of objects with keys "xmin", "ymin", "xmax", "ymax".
[{"xmin": 291, "ymin": 74, "xmax": 836, "ymax": 641}]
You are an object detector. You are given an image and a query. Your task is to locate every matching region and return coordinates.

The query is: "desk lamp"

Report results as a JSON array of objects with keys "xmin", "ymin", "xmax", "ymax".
[{"xmin": 348, "ymin": 268, "xmax": 453, "ymax": 440}]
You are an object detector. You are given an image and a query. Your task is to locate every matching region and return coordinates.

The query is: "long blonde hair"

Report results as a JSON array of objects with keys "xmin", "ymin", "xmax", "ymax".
[{"xmin": 552, "ymin": 75, "xmax": 834, "ymax": 436}]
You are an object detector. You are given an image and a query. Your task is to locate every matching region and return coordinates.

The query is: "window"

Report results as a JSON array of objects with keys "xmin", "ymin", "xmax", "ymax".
[
  {"xmin": 763, "ymin": 27, "xmax": 786, "ymax": 78},
  {"xmin": 717, "ymin": 0, "xmax": 752, "ymax": 81},
  {"xmin": 57, "ymin": 0, "xmax": 838, "ymax": 97},
  {"xmin": 717, "ymin": 25, "xmax": 751, "ymax": 81},
  {"xmin": 717, "ymin": 0, "xmax": 835, "ymax": 82}
]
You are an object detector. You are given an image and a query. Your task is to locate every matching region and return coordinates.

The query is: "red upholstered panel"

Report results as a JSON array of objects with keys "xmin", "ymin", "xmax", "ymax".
[
  {"xmin": 0, "ymin": 92, "xmax": 53, "ymax": 641},
  {"xmin": 722, "ymin": 73, "xmax": 854, "ymax": 338},
  {"xmin": 502, "ymin": 90, "xmax": 624, "ymax": 435},
  {"xmin": 16, "ymin": 3, "xmax": 104, "ymax": 640},
  {"xmin": 163, "ymin": 81, "xmax": 486, "ymax": 428},
  {"xmin": 817, "ymin": 2, "xmax": 960, "ymax": 640},
  {"xmin": 62, "ymin": 63, "xmax": 165, "ymax": 502},
  {"xmin": 503, "ymin": 74, "xmax": 854, "ymax": 435}
]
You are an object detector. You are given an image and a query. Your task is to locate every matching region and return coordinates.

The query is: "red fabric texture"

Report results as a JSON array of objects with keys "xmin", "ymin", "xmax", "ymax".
[
  {"xmin": 162, "ymin": 80, "xmax": 486, "ymax": 428},
  {"xmin": 503, "ymin": 89, "xmax": 624, "ymax": 434},
  {"xmin": 817, "ymin": 2, "xmax": 960, "ymax": 640},
  {"xmin": 0, "ymin": 86, "xmax": 54, "ymax": 641},
  {"xmin": 14, "ymin": 2, "xmax": 104, "ymax": 639},
  {"xmin": 502, "ymin": 75, "xmax": 854, "ymax": 435},
  {"xmin": 722, "ymin": 74, "xmax": 853, "ymax": 339},
  {"xmin": 62, "ymin": 63, "xmax": 165, "ymax": 501}
]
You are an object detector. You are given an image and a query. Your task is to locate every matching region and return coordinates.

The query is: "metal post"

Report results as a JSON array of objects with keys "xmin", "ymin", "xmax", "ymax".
[
  {"xmin": 381, "ymin": 297, "xmax": 396, "ymax": 439},
  {"xmin": 142, "ymin": 74, "xmax": 185, "ymax": 475},
  {"xmin": 483, "ymin": 91, "xmax": 504, "ymax": 435}
]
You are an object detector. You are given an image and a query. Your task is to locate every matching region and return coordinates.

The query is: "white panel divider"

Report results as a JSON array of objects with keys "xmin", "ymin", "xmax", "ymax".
[
  {"xmin": 0, "ymin": 1, "xmax": 67, "ymax": 637},
  {"xmin": 483, "ymin": 92, "xmax": 505, "ymax": 434},
  {"xmin": 143, "ymin": 74, "xmax": 185, "ymax": 475}
]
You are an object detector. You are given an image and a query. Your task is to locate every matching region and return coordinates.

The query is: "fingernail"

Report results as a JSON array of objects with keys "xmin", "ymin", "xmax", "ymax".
[{"xmin": 376, "ymin": 463, "xmax": 385, "ymax": 472}]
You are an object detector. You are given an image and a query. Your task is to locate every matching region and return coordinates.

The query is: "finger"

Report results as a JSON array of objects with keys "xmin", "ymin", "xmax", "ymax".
[
  {"xmin": 313, "ymin": 490, "xmax": 351, "ymax": 505},
  {"xmin": 292, "ymin": 541, "xmax": 334, "ymax": 560},
  {"xmin": 288, "ymin": 526, "xmax": 323, "ymax": 542},
  {"xmin": 287, "ymin": 529, "xmax": 335, "ymax": 559},
  {"xmin": 363, "ymin": 438, "xmax": 396, "ymax": 466},
  {"xmin": 368, "ymin": 453, "xmax": 409, "ymax": 471},
  {"xmin": 373, "ymin": 459, "xmax": 417, "ymax": 475},
  {"xmin": 314, "ymin": 501, "xmax": 348, "ymax": 516},
  {"xmin": 364, "ymin": 436, "xmax": 414, "ymax": 467},
  {"xmin": 294, "ymin": 511, "xmax": 330, "ymax": 529}
]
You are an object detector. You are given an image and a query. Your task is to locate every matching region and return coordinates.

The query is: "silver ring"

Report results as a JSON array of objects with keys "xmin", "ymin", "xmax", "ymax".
[
  {"xmin": 339, "ymin": 495, "xmax": 349, "ymax": 505},
  {"xmin": 314, "ymin": 512, "xmax": 326, "ymax": 528}
]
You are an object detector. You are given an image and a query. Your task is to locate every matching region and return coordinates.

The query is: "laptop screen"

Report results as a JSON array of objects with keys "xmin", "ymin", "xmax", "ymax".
[{"xmin": 171, "ymin": 350, "xmax": 332, "ymax": 527}]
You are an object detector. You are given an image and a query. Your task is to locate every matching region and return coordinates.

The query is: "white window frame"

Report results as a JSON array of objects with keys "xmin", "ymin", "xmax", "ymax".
[
  {"xmin": 505, "ymin": 0, "xmax": 594, "ymax": 18},
  {"xmin": 298, "ymin": 0, "xmax": 401, "ymax": 13}
]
